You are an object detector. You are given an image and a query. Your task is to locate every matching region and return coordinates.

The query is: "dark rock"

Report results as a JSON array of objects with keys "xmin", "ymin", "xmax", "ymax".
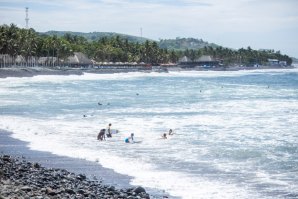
[
  {"xmin": 76, "ymin": 174, "xmax": 86, "ymax": 181},
  {"xmin": 20, "ymin": 186, "xmax": 32, "ymax": 192},
  {"xmin": 139, "ymin": 192, "xmax": 150, "ymax": 199},
  {"xmin": 0, "ymin": 155, "xmax": 152, "ymax": 199},
  {"xmin": 77, "ymin": 189, "xmax": 85, "ymax": 194},
  {"xmin": 65, "ymin": 188, "xmax": 76, "ymax": 195},
  {"xmin": 133, "ymin": 186, "xmax": 146, "ymax": 194},
  {"xmin": 33, "ymin": 162, "xmax": 41, "ymax": 168},
  {"xmin": 107, "ymin": 185, "xmax": 115, "ymax": 191},
  {"xmin": 2, "ymin": 155, "xmax": 11, "ymax": 162}
]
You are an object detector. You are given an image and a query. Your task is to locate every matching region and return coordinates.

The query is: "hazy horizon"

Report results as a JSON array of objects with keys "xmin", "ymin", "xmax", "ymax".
[{"xmin": 0, "ymin": 0, "xmax": 297, "ymax": 58}]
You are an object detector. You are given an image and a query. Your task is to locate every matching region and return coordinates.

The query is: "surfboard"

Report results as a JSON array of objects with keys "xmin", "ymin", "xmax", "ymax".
[
  {"xmin": 132, "ymin": 140, "xmax": 142, "ymax": 144},
  {"xmin": 105, "ymin": 129, "xmax": 119, "ymax": 134}
]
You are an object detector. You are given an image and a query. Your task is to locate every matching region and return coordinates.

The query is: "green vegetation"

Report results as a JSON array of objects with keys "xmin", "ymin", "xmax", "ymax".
[
  {"xmin": 159, "ymin": 37, "xmax": 219, "ymax": 50},
  {"xmin": 185, "ymin": 46, "xmax": 292, "ymax": 66},
  {"xmin": 0, "ymin": 24, "xmax": 292, "ymax": 66},
  {"xmin": 43, "ymin": 31, "xmax": 149, "ymax": 43}
]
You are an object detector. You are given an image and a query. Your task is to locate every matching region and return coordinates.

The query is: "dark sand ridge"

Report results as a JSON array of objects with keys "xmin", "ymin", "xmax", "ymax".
[
  {"xmin": 0, "ymin": 130, "xmax": 172, "ymax": 198},
  {"xmin": 1, "ymin": 66, "xmax": 294, "ymax": 78},
  {"xmin": 0, "ymin": 67, "xmax": 143, "ymax": 78}
]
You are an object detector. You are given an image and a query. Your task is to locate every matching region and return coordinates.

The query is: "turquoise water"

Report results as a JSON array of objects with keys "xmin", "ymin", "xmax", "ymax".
[{"xmin": 0, "ymin": 69, "xmax": 298, "ymax": 198}]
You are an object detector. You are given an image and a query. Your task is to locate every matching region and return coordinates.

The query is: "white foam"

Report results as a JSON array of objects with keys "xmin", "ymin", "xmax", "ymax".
[
  {"xmin": 0, "ymin": 116, "xmax": 254, "ymax": 198},
  {"xmin": 1, "ymin": 69, "xmax": 298, "ymax": 199}
]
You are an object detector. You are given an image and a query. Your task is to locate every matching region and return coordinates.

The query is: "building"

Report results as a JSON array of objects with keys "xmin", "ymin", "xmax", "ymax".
[
  {"xmin": 178, "ymin": 55, "xmax": 219, "ymax": 68},
  {"xmin": 267, "ymin": 59, "xmax": 279, "ymax": 66},
  {"xmin": 267, "ymin": 59, "xmax": 288, "ymax": 67}
]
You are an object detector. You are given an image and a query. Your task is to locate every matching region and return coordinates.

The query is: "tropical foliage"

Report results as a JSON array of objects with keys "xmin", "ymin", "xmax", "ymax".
[
  {"xmin": 44, "ymin": 31, "xmax": 148, "ymax": 43},
  {"xmin": 159, "ymin": 37, "xmax": 219, "ymax": 50},
  {"xmin": 0, "ymin": 24, "xmax": 292, "ymax": 67},
  {"xmin": 184, "ymin": 46, "xmax": 292, "ymax": 66}
]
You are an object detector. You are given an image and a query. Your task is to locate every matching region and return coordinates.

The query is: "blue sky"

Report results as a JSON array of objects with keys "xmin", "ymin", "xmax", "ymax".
[{"xmin": 0, "ymin": 0, "xmax": 298, "ymax": 58}]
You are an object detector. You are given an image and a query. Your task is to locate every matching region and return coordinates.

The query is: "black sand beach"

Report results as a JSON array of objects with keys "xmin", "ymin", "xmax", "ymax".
[
  {"xmin": 0, "ymin": 67, "xmax": 142, "ymax": 78},
  {"xmin": 1, "ymin": 66, "xmax": 294, "ymax": 79},
  {"xmin": 0, "ymin": 130, "xmax": 169, "ymax": 199}
]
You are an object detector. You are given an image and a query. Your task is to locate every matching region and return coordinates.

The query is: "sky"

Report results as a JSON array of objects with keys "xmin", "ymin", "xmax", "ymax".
[{"xmin": 0, "ymin": 0, "xmax": 298, "ymax": 58}]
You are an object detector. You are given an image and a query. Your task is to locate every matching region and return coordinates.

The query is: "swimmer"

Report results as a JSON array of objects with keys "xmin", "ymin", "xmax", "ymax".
[{"xmin": 125, "ymin": 133, "xmax": 134, "ymax": 143}]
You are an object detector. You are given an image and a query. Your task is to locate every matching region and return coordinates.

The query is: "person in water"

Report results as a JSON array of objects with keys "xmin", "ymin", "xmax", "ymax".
[
  {"xmin": 107, "ymin": 123, "xmax": 112, "ymax": 138},
  {"xmin": 162, "ymin": 133, "xmax": 167, "ymax": 139},
  {"xmin": 97, "ymin": 129, "xmax": 106, "ymax": 141},
  {"xmin": 168, "ymin": 129, "xmax": 173, "ymax": 135},
  {"xmin": 125, "ymin": 133, "xmax": 134, "ymax": 143}
]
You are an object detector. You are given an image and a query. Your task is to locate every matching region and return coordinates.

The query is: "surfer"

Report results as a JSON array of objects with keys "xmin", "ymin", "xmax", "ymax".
[
  {"xmin": 97, "ymin": 129, "xmax": 106, "ymax": 141},
  {"xmin": 125, "ymin": 133, "xmax": 134, "ymax": 143},
  {"xmin": 107, "ymin": 123, "xmax": 112, "ymax": 138},
  {"xmin": 162, "ymin": 133, "xmax": 167, "ymax": 139},
  {"xmin": 168, "ymin": 129, "xmax": 173, "ymax": 135}
]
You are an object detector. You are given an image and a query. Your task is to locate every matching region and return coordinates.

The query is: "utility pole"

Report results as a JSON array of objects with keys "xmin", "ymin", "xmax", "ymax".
[
  {"xmin": 140, "ymin": 27, "xmax": 143, "ymax": 38},
  {"xmin": 25, "ymin": 7, "xmax": 29, "ymax": 29}
]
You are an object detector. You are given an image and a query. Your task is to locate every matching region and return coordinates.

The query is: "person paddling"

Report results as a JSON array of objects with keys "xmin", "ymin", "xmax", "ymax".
[
  {"xmin": 125, "ymin": 133, "xmax": 134, "ymax": 143},
  {"xmin": 97, "ymin": 129, "xmax": 106, "ymax": 141},
  {"xmin": 162, "ymin": 133, "xmax": 167, "ymax": 139}
]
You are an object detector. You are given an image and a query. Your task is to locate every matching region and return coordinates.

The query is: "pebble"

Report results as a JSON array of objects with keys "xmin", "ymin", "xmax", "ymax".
[{"xmin": 0, "ymin": 155, "xmax": 150, "ymax": 199}]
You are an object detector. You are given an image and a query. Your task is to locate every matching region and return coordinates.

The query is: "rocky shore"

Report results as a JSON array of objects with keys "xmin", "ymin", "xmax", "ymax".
[{"xmin": 0, "ymin": 154, "xmax": 150, "ymax": 199}]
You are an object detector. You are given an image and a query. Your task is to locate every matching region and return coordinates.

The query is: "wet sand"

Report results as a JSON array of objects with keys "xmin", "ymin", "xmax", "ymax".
[{"xmin": 0, "ymin": 67, "xmax": 142, "ymax": 78}]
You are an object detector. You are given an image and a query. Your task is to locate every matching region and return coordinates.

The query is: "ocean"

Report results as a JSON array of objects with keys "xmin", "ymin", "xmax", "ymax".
[{"xmin": 0, "ymin": 69, "xmax": 297, "ymax": 199}]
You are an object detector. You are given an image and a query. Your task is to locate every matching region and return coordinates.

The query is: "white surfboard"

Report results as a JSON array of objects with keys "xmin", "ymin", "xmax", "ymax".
[
  {"xmin": 105, "ymin": 129, "xmax": 119, "ymax": 134},
  {"xmin": 132, "ymin": 140, "xmax": 142, "ymax": 144}
]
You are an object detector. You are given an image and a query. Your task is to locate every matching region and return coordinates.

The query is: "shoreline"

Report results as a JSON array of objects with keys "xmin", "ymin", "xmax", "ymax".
[
  {"xmin": 0, "ymin": 66, "xmax": 295, "ymax": 78},
  {"xmin": 0, "ymin": 130, "xmax": 170, "ymax": 199}
]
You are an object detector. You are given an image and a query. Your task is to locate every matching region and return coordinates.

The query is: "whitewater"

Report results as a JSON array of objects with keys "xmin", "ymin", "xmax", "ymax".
[{"xmin": 0, "ymin": 69, "xmax": 297, "ymax": 199}]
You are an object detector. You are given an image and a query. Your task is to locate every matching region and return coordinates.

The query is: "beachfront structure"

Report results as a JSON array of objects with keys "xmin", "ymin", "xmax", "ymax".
[
  {"xmin": 66, "ymin": 52, "xmax": 93, "ymax": 68},
  {"xmin": 267, "ymin": 58, "xmax": 287, "ymax": 67},
  {"xmin": 0, "ymin": 52, "xmax": 151, "ymax": 70},
  {"xmin": 267, "ymin": 59, "xmax": 279, "ymax": 66},
  {"xmin": 38, "ymin": 57, "xmax": 58, "ymax": 67},
  {"xmin": 94, "ymin": 61, "xmax": 152, "ymax": 71},
  {"xmin": 178, "ymin": 55, "xmax": 219, "ymax": 68},
  {"xmin": 0, "ymin": 54, "xmax": 13, "ymax": 68}
]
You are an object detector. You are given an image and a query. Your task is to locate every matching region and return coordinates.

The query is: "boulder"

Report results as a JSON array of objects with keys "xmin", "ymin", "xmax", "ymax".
[{"xmin": 132, "ymin": 186, "xmax": 146, "ymax": 194}]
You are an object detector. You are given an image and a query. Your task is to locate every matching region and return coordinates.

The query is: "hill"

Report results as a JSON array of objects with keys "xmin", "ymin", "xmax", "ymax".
[
  {"xmin": 41, "ymin": 31, "xmax": 220, "ymax": 50},
  {"xmin": 42, "ymin": 31, "xmax": 149, "ymax": 43},
  {"xmin": 158, "ymin": 37, "xmax": 220, "ymax": 50}
]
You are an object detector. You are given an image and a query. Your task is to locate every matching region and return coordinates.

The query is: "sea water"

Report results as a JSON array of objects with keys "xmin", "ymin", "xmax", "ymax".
[{"xmin": 0, "ymin": 69, "xmax": 297, "ymax": 199}]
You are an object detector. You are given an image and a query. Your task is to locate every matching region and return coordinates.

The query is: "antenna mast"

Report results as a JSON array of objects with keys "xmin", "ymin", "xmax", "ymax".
[{"xmin": 25, "ymin": 7, "xmax": 29, "ymax": 29}]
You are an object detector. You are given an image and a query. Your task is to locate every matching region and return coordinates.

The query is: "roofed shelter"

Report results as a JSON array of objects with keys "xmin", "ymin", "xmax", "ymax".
[{"xmin": 66, "ymin": 52, "xmax": 92, "ymax": 68}]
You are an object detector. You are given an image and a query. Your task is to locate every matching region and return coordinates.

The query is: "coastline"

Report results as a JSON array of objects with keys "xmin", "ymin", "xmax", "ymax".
[
  {"xmin": 0, "ymin": 130, "xmax": 169, "ymax": 199},
  {"xmin": 0, "ymin": 65, "xmax": 295, "ymax": 78}
]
